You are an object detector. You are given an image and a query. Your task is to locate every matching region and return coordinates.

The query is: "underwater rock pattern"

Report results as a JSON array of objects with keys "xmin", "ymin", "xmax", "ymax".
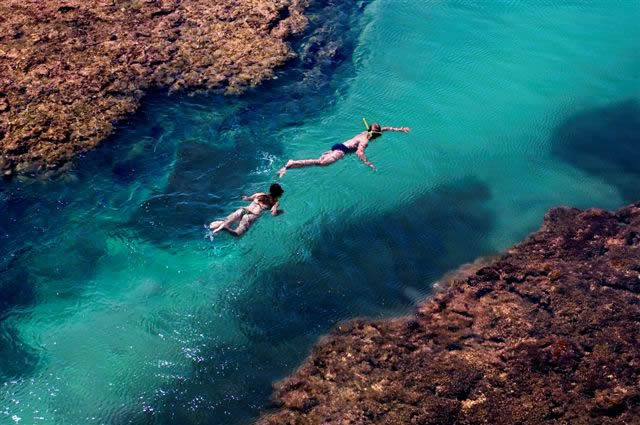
[
  {"xmin": 0, "ymin": 0, "xmax": 308, "ymax": 176},
  {"xmin": 258, "ymin": 203, "xmax": 640, "ymax": 425},
  {"xmin": 551, "ymin": 100, "xmax": 640, "ymax": 203}
]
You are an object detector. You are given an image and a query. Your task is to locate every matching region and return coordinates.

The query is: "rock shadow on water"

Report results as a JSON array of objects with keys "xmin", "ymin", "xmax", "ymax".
[
  {"xmin": 0, "ymin": 250, "xmax": 35, "ymax": 319},
  {"xmin": 128, "ymin": 135, "xmax": 274, "ymax": 244},
  {"xmin": 551, "ymin": 99, "xmax": 640, "ymax": 202},
  {"xmin": 0, "ymin": 189, "xmax": 108, "ymax": 380},
  {"xmin": 1, "ymin": 183, "xmax": 108, "ymax": 293},
  {"xmin": 0, "ymin": 255, "xmax": 39, "ymax": 381},
  {"xmin": 0, "ymin": 192, "xmax": 41, "ymax": 379},
  {"xmin": 0, "ymin": 323, "xmax": 39, "ymax": 382},
  {"xmin": 74, "ymin": 100, "xmax": 175, "ymax": 186},
  {"xmin": 111, "ymin": 123, "xmax": 166, "ymax": 184},
  {"xmin": 145, "ymin": 176, "xmax": 495, "ymax": 425},
  {"xmin": 236, "ymin": 176, "xmax": 494, "ymax": 344},
  {"xmin": 27, "ymin": 233, "xmax": 107, "ymax": 296}
]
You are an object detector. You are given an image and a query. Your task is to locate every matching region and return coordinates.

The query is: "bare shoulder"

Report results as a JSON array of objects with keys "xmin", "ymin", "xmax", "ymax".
[
  {"xmin": 344, "ymin": 131, "xmax": 368, "ymax": 145},
  {"xmin": 357, "ymin": 132, "xmax": 370, "ymax": 146}
]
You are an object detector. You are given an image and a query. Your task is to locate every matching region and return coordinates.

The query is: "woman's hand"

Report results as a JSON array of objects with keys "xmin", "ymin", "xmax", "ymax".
[{"xmin": 400, "ymin": 127, "xmax": 411, "ymax": 133}]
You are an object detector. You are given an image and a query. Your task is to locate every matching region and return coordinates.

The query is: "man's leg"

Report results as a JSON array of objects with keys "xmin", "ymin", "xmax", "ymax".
[
  {"xmin": 279, "ymin": 158, "xmax": 322, "ymax": 178},
  {"xmin": 278, "ymin": 152, "xmax": 342, "ymax": 177}
]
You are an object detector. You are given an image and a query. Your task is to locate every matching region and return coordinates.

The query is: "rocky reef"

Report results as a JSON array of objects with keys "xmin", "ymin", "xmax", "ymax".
[
  {"xmin": 0, "ymin": 0, "xmax": 308, "ymax": 177},
  {"xmin": 257, "ymin": 203, "xmax": 640, "ymax": 424}
]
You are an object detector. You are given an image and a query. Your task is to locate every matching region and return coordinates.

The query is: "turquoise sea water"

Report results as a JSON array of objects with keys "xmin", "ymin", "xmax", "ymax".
[{"xmin": 1, "ymin": 0, "xmax": 639, "ymax": 424}]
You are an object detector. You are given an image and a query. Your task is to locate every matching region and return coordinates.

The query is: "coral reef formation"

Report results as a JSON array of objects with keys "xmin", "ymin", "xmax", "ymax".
[
  {"xmin": 258, "ymin": 203, "xmax": 640, "ymax": 424},
  {"xmin": 0, "ymin": 0, "xmax": 307, "ymax": 176}
]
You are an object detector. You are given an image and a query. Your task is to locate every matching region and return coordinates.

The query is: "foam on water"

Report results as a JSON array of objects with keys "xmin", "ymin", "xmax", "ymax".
[{"xmin": 1, "ymin": 0, "xmax": 639, "ymax": 424}]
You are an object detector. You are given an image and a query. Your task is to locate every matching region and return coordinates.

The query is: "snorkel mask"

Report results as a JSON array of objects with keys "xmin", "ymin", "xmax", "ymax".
[{"xmin": 363, "ymin": 117, "xmax": 382, "ymax": 137}]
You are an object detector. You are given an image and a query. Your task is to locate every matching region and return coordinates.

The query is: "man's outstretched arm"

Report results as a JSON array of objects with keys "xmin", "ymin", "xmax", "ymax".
[
  {"xmin": 356, "ymin": 145, "xmax": 377, "ymax": 171},
  {"xmin": 381, "ymin": 126, "xmax": 411, "ymax": 133}
]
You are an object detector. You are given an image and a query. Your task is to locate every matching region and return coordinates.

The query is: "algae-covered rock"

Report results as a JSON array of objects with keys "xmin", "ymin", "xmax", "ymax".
[
  {"xmin": 0, "ymin": 0, "xmax": 309, "ymax": 175},
  {"xmin": 258, "ymin": 203, "xmax": 640, "ymax": 425}
]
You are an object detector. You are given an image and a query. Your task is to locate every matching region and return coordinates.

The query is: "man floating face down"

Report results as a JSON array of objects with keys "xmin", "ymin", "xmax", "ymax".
[{"xmin": 278, "ymin": 123, "xmax": 411, "ymax": 178}]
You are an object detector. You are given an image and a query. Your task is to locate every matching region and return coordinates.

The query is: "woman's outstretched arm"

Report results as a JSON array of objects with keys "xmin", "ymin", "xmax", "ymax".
[
  {"xmin": 242, "ymin": 192, "xmax": 264, "ymax": 201},
  {"xmin": 271, "ymin": 201, "xmax": 284, "ymax": 216}
]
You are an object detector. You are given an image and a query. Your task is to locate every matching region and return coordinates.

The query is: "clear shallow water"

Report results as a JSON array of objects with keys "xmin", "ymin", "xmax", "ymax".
[{"xmin": 1, "ymin": 0, "xmax": 639, "ymax": 424}]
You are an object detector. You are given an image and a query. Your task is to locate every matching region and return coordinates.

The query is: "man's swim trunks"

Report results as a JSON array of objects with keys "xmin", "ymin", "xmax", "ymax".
[{"xmin": 331, "ymin": 143, "xmax": 356, "ymax": 153}]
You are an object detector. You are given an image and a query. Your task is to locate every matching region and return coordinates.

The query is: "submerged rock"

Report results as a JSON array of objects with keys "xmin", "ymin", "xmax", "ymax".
[
  {"xmin": 551, "ymin": 100, "xmax": 640, "ymax": 203},
  {"xmin": 257, "ymin": 203, "xmax": 640, "ymax": 425},
  {"xmin": 0, "ymin": 0, "xmax": 309, "ymax": 176}
]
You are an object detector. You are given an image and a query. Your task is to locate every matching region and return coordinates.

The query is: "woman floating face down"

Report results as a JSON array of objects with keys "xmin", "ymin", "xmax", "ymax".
[
  {"xmin": 278, "ymin": 122, "xmax": 411, "ymax": 178},
  {"xmin": 209, "ymin": 183, "xmax": 284, "ymax": 236}
]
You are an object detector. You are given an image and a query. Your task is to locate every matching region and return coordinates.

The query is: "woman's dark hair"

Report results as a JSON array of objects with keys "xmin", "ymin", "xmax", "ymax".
[{"xmin": 269, "ymin": 183, "xmax": 284, "ymax": 198}]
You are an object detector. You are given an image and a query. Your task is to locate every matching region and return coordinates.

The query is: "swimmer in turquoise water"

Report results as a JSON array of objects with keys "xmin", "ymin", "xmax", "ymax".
[
  {"xmin": 278, "ymin": 123, "xmax": 410, "ymax": 178},
  {"xmin": 209, "ymin": 183, "xmax": 284, "ymax": 236}
]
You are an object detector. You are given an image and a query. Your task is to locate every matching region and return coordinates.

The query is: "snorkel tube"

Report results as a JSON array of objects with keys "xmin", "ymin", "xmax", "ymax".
[{"xmin": 363, "ymin": 117, "xmax": 383, "ymax": 140}]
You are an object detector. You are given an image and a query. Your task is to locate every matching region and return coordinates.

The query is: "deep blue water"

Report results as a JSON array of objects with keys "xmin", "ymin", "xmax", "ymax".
[{"xmin": 1, "ymin": 1, "xmax": 639, "ymax": 424}]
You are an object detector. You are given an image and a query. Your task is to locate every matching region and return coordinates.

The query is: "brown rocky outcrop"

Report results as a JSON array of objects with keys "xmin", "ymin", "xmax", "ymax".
[
  {"xmin": 257, "ymin": 203, "xmax": 640, "ymax": 424},
  {"xmin": 0, "ymin": 0, "xmax": 308, "ymax": 176}
]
